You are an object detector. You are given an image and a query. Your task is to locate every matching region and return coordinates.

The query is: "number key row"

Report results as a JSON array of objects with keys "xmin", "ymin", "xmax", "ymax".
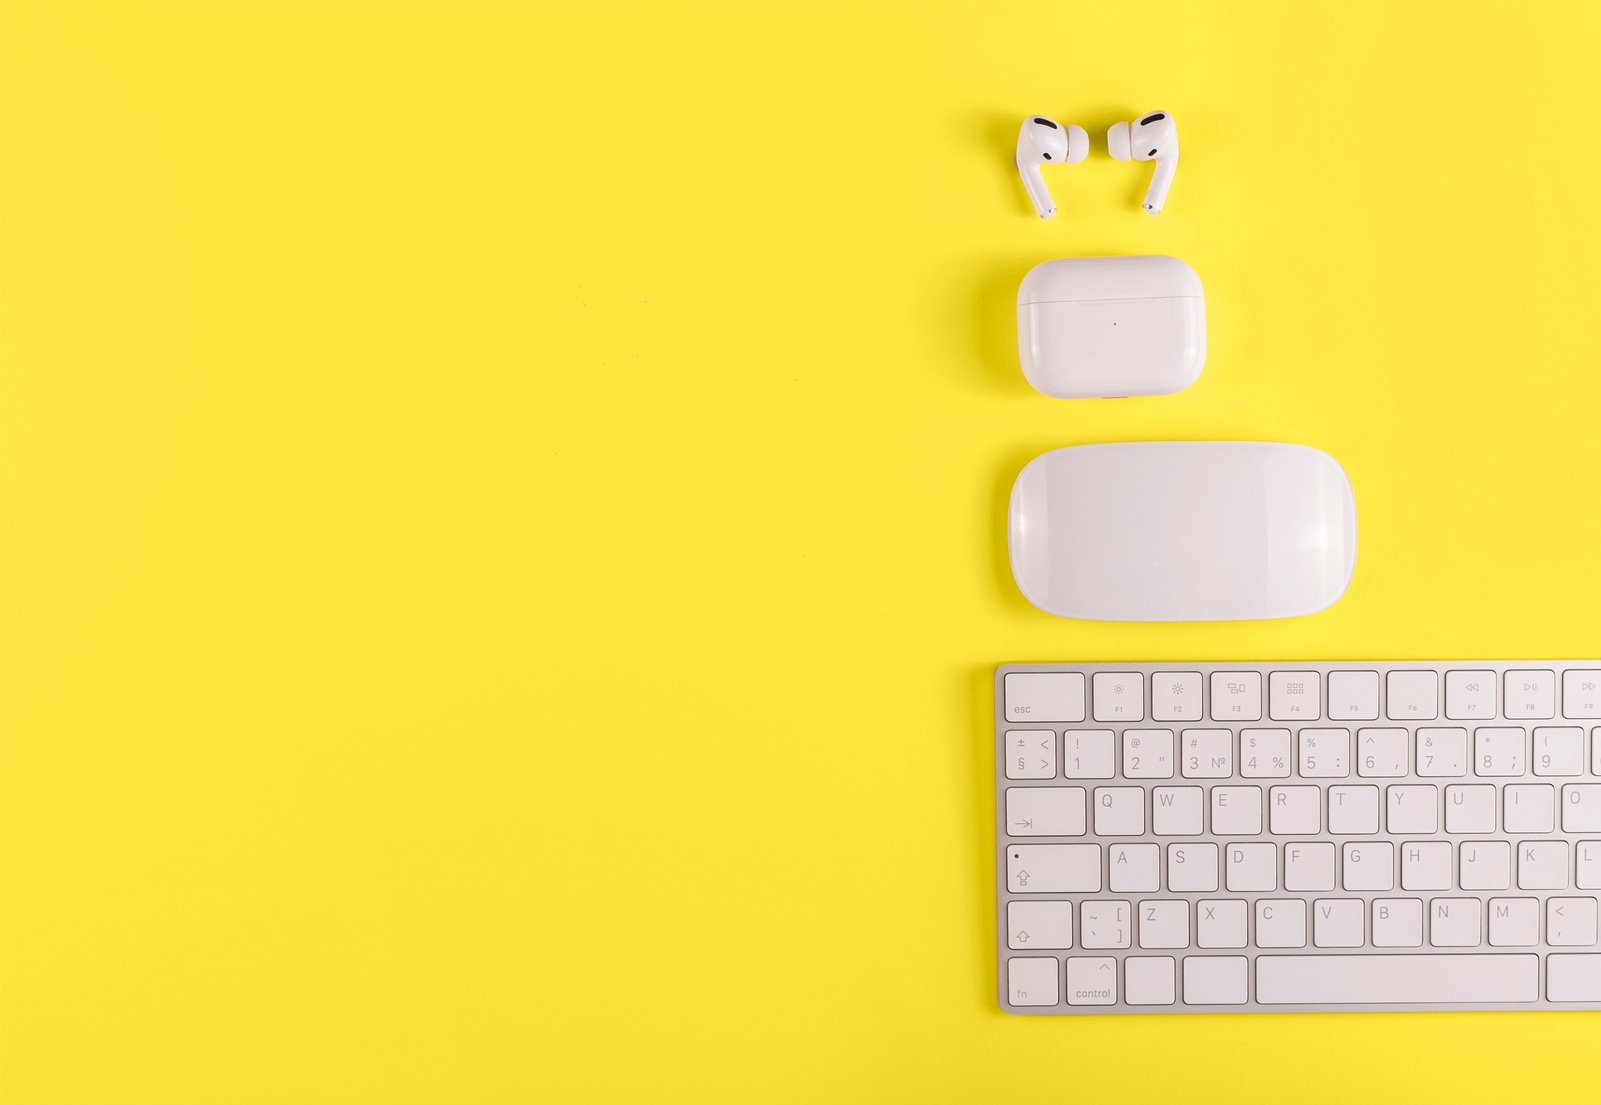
[{"xmin": 1006, "ymin": 726, "xmax": 1601, "ymax": 780}]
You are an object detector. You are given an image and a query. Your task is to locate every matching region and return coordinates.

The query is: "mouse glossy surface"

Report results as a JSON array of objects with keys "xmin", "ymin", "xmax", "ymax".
[{"xmin": 1008, "ymin": 441, "xmax": 1357, "ymax": 621}]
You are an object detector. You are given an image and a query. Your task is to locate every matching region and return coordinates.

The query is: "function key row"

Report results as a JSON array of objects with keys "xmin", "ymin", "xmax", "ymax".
[
  {"xmin": 1004, "ymin": 669, "xmax": 1601, "ymax": 725},
  {"xmin": 1005, "ymin": 726, "xmax": 1601, "ymax": 781}
]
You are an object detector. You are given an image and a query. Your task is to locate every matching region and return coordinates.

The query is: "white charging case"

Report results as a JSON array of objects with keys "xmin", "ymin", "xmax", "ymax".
[{"xmin": 1016, "ymin": 255, "xmax": 1206, "ymax": 398}]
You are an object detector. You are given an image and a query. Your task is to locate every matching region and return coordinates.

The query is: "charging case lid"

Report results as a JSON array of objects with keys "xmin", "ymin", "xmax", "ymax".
[{"xmin": 1017, "ymin": 255, "xmax": 1205, "ymax": 399}]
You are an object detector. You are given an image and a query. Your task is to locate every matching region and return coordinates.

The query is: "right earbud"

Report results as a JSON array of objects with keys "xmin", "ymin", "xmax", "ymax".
[
  {"xmin": 1016, "ymin": 115, "xmax": 1089, "ymax": 219},
  {"xmin": 1108, "ymin": 111, "xmax": 1179, "ymax": 215}
]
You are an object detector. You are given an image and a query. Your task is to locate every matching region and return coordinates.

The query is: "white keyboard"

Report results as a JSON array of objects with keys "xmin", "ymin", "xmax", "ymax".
[{"xmin": 995, "ymin": 661, "xmax": 1601, "ymax": 1014}]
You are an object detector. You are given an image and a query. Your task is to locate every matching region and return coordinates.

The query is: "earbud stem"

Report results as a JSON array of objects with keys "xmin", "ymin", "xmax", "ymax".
[
  {"xmin": 1017, "ymin": 158, "xmax": 1056, "ymax": 218},
  {"xmin": 1143, "ymin": 156, "xmax": 1176, "ymax": 215}
]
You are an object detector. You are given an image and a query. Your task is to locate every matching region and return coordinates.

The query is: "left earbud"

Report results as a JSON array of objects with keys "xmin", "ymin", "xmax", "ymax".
[{"xmin": 1016, "ymin": 115, "xmax": 1088, "ymax": 218}]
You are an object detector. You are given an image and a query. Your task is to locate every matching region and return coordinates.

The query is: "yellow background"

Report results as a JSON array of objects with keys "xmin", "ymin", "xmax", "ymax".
[{"xmin": 3, "ymin": 2, "xmax": 1599, "ymax": 1102}]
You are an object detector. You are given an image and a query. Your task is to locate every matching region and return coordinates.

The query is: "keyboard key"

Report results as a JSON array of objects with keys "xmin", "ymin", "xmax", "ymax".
[
  {"xmin": 1430, "ymin": 898, "xmax": 1482, "ymax": 946},
  {"xmin": 1313, "ymin": 899, "xmax": 1364, "ymax": 947},
  {"xmin": 1123, "ymin": 729, "xmax": 1174, "ymax": 779},
  {"xmin": 1080, "ymin": 901, "xmax": 1131, "ymax": 948},
  {"xmin": 1269, "ymin": 785, "xmax": 1321, "ymax": 834},
  {"xmin": 1226, "ymin": 842, "xmax": 1275, "ymax": 891},
  {"xmin": 1210, "ymin": 672, "xmax": 1262, "ymax": 721},
  {"xmin": 1284, "ymin": 843, "xmax": 1336, "ymax": 892},
  {"xmin": 1534, "ymin": 727, "xmax": 1585, "ymax": 775},
  {"xmin": 1445, "ymin": 670, "xmax": 1497, "ymax": 720},
  {"xmin": 1180, "ymin": 729, "xmax": 1232, "ymax": 778},
  {"xmin": 1151, "ymin": 672, "xmax": 1203, "ymax": 722},
  {"xmin": 1124, "ymin": 956, "xmax": 1176, "ymax": 1005},
  {"xmin": 1138, "ymin": 900, "xmax": 1189, "ymax": 948},
  {"xmin": 1388, "ymin": 670, "xmax": 1440, "ymax": 720},
  {"xmin": 1416, "ymin": 727, "xmax": 1467, "ymax": 776},
  {"xmin": 1007, "ymin": 844, "xmax": 1101, "ymax": 893},
  {"xmin": 1547, "ymin": 897, "xmax": 1599, "ymax": 946},
  {"xmin": 1563, "ymin": 670, "xmax": 1601, "ymax": 719},
  {"xmin": 1357, "ymin": 728, "xmax": 1408, "ymax": 777},
  {"xmin": 1256, "ymin": 899, "xmax": 1307, "ymax": 947},
  {"xmin": 1270, "ymin": 671, "xmax": 1321, "ymax": 721},
  {"xmin": 1063, "ymin": 730, "xmax": 1115, "ymax": 779},
  {"xmin": 1518, "ymin": 841, "xmax": 1569, "ymax": 889},
  {"xmin": 1005, "ymin": 787, "xmax": 1086, "ymax": 836},
  {"xmin": 1563, "ymin": 785, "xmax": 1601, "ymax": 832},
  {"xmin": 1489, "ymin": 897, "xmax": 1539, "ymax": 946},
  {"xmin": 1460, "ymin": 840, "xmax": 1511, "ymax": 890},
  {"xmin": 1152, "ymin": 786, "xmax": 1204, "ymax": 836},
  {"xmin": 1007, "ymin": 956, "xmax": 1060, "ymax": 1006},
  {"xmin": 1211, "ymin": 786, "xmax": 1262, "ymax": 835},
  {"xmin": 1402, "ymin": 841, "xmax": 1452, "ymax": 890},
  {"xmin": 1298, "ymin": 728, "xmax": 1350, "ymax": 777},
  {"xmin": 1092, "ymin": 672, "xmax": 1144, "ymax": 722},
  {"xmin": 1372, "ymin": 898, "xmax": 1424, "ymax": 946},
  {"xmin": 1065, "ymin": 956, "xmax": 1117, "ymax": 1005},
  {"xmin": 1329, "ymin": 785, "xmax": 1380, "ymax": 834},
  {"xmin": 1005, "ymin": 730, "xmax": 1056, "ymax": 779},
  {"xmin": 1388, "ymin": 785, "xmax": 1439, "ymax": 834},
  {"xmin": 1008, "ymin": 900, "xmax": 1073, "ymax": 949},
  {"xmin": 1475, "ymin": 727, "xmax": 1526, "ymax": 776},
  {"xmin": 1167, "ymin": 843, "xmax": 1219, "ymax": 892},
  {"xmin": 1005, "ymin": 672, "xmax": 1086, "ymax": 723},
  {"xmin": 1183, "ymin": 956, "xmax": 1248, "ymax": 1004},
  {"xmin": 1548, "ymin": 954, "xmax": 1601, "ymax": 1002},
  {"xmin": 1108, "ymin": 843, "xmax": 1159, "ymax": 893},
  {"xmin": 1504, "ymin": 784, "xmax": 1555, "ymax": 833},
  {"xmin": 1343, "ymin": 841, "xmax": 1394, "ymax": 891},
  {"xmin": 1504, "ymin": 670, "xmax": 1556, "ymax": 720},
  {"xmin": 1094, "ymin": 787, "xmax": 1144, "ymax": 836},
  {"xmin": 1255, "ymin": 954, "xmax": 1537, "ymax": 1004},
  {"xmin": 1446, "ymin": 786, "xmax": 1497, "ymax": 834},
  {"xmin": 1328, "ymin": 670, "xmax": 1379, "ymax": 721},
  {"xmin": 1195, "ymin": 900, "xmax": 1247, "ymax": 948},
  {"xmin": 1240, "ymin": 729, "xmax": 1291, "ymax": 778},
  {"xmin": 1578, "ymin": 841, "xmax": 1601, "ymax": 889}
]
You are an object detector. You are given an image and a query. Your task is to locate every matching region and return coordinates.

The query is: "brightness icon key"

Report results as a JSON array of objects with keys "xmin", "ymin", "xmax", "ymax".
[
  {"xmin": 1152, "ymin": 672, "xmax": 1203, "ymax": 722},
  {"xmin": 1093, "ymin": 672, "xmax": 1145, "ymax": 723}
]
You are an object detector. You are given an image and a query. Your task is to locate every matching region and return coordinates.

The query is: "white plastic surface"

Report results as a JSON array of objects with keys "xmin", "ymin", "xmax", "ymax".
[
  {"xmin": 996, "ymin": 659, "xmax": 1601, "ymax": 1015},
  {"xmin": 1016, "ymin": 255, "xmax": 1205, "ymax": 398},
  {"xmin": 1007, "ymin": 441, "xmax": 1358, "ymax": 622}
]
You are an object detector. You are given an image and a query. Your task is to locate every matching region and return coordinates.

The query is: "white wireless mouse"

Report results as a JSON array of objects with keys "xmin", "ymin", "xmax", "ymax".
[{"xmin": 1008, "ymin": 441, "xmax": 1357, "ymax": 622}]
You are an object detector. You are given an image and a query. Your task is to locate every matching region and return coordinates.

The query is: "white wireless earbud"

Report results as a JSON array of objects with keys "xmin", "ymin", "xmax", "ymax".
[
  {"xmin": 1016, "ymin": 115, "xmax": 1088, "ymax": 218},
  {"xmin": 1108, "ymin": 110, "xmax": 1179, "ymax": 214}
]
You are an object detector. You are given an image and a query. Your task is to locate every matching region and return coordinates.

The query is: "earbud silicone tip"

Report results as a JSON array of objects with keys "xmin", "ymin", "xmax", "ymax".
[
  {"xmin": 1064, "ymin": 125, "xmax": 1090, "ymax": 164},
  {"xmin": 1107, "ymin": 121, "xmax": 1131, "ymax": 161}
]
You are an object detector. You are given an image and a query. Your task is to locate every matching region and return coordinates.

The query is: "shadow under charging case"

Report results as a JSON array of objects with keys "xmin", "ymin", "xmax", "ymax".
[{"xmin": 1017, "ymin": 255, "xmax": 1206, "ymax": 398}]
